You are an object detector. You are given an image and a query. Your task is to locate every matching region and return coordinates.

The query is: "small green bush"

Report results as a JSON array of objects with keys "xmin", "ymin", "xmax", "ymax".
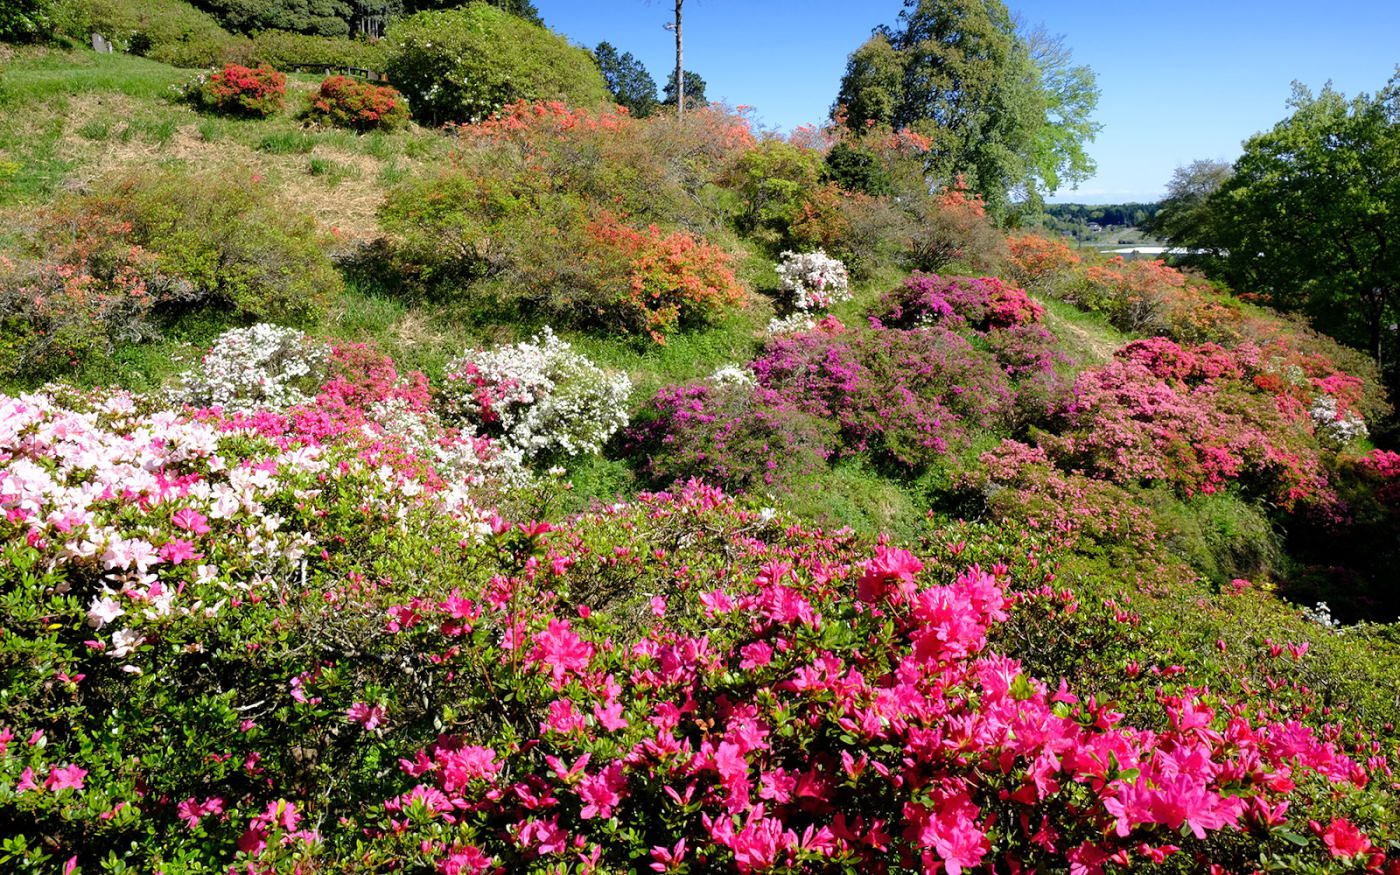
[
  {"xmin": 50, "ymin": 167, "xmax": 340, "ymax": 325},
  {"xmin": 720, "ymin": 140, "xmax": 824, "ymax": 245},
  {"xmin": 383, "ymin": 4, "xmax": 610, "ymax": 125},
  {"xmin": 0, "ymin": 0, "xmax": 55, "ymax": 42}
]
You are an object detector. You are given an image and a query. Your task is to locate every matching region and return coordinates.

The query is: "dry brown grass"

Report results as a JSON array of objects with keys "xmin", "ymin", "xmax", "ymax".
[{"xmin": 43, "ymin": 94, "xmax": 451, "ymax": 245}]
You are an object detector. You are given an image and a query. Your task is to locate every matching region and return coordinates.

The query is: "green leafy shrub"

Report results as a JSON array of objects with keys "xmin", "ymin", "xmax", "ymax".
[
  {"xmin": 50, "ymin": 168, "xmax": 339, "ymax": 325},
  {"xmin": 57, "ymin": 0, "xmax": 251, "ymax": 67},
  {"xmin": 247, "ymin": 28, "xmax": 386, "ymax": 70},
  {"xmin": 0, "ymin": 0, "xmax": 54, "ymax": 42},
  {"xmin": 719, "ymin": 139, "xmax": 824, "ymax": 247},
  {"xmin": 383, "ymin": 4, "xmax": 609, "ymax": 125},
  {"xmin": 302, "ymin": 75, "xmax": 407, "ymax": 131},
  {"xmin": 377, "ymin": 155, "xmax": 747, "ymax": 340}
]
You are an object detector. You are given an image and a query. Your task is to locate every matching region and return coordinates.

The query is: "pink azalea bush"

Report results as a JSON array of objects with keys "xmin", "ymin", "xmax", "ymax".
[
  {"xmin": 4, "ymin": 442, "xmax": 1396, "ymax": 870},
  {"xmin": 1039, "ymin": 338, "xmax": 1368, "ymax": 509},
  {"xmin": 873, "ymin": 273, "xmax": 1045, "ymax": 332}
]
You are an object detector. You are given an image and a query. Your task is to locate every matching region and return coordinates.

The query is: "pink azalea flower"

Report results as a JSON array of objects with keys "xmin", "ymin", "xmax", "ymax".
[
  {"xmin": 593, "ymin": 701, "xmax": 629, "ymax": 731},
  {"xmin": 1313, "ymin": 817, "xmax": 1375, "ymax": 858},
  {"xmin": 529, "ymin": 619, "xmax": 595, "ymax": 684},
  {"xmin": 171, "ymin": 507, "xmax": 211, "ymax": 534},
  {"xmin": 45, "ymin": 764, "xmax": 88, "ymax": 792},
  {"xmin": 158, "ymin": 538, "xmax": 201, "ymax": 565},
  {"xmin": 577, "ymin": 762, "xmax": 628, "ymax": 819},
  {"xmin": 346, "ymin": 702, "xmax": 386, "ymax": 730}
]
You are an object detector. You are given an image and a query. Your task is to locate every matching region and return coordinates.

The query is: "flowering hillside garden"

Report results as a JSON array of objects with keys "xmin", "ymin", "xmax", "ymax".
[
  {"xmin": 3, "ymin": 308, "xmax": 1400, "ymax": 872},
  {"xmin": 2, "ymin": 45, "xmax": 1400, "ymax": 875}
]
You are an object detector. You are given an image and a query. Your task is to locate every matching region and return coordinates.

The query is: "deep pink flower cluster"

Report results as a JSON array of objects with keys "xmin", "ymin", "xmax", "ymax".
[
  {"xmin": 1046, "ymin": 344, "xmax": 1337, "ymax": 507},
  {"xmin": 628, "ymin": 382, "xmax": 838, "ymax": 491},
  {"xmin": 873, "ymin": 273, "xmax": 1045, "ymax": 332},
  {"xmin": 750, "ymin": 324, "xmax": 1015, "ymax": 467},
  {"xmin": 356, "ymin": 485, "xmax": 1387, "ymax": 874}
]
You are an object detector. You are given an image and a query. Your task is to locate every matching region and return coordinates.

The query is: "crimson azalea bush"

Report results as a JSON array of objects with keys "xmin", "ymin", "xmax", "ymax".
[
  {"xmin": 302, "ymin": 75, "xmax": 409, "ymax": 132},
  {"xmin": 196, "ymin": 64, "xmax": 287, "ymax": 118}
]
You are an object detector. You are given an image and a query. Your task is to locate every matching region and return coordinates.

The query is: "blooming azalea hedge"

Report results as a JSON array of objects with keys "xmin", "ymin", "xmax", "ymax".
[{"xmin": 2, "ymin": 385, "xmax": 1398, "ymax": 872}]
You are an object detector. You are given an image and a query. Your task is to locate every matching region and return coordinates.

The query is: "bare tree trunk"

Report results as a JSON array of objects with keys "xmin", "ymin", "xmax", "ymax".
[{"xmin": 674, "ymin": 0, "xmax": 683, "ymax": 118}]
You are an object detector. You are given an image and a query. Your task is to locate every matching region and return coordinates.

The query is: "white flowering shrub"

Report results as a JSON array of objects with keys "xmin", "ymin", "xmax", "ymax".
[
  {"xmin": 709, "ymin": 364, "xmax": 756, "ymax": 388},
  {"xmin": 765, "ymin": 313, "xmax": 817, "ymax": 337},
  {"xmin": 176, "ymin": 324, "xmax": 330, "ymax": 412},
  {"xmin": 1309, "ymin": 395, "xmax": 1369, "ymax": 447},
  {"xmin": 776, "ymin": 249, "xmax": 850, "ymax": 311},
  {"xmin": 439, "ymin": 327, "xmax": 631, "ymax": 459}
]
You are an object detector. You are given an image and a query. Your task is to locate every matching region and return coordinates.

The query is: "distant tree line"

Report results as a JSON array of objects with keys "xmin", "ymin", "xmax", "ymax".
[{"xmin": 1044, "ymin": 202, "xmax": 1162, "ymax": 229}]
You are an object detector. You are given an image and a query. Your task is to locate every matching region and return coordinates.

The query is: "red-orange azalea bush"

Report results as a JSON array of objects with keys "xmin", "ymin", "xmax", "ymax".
[
  {"xmin": 302, "ymin": 76, "xmax": 409, "ymax": 131},
  {"xmin": 196, "ymin": 64, "xmax": 287, "ymax": 117}
]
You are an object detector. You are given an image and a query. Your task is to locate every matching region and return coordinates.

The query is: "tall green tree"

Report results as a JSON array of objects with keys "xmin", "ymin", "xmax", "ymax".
[
  {"xmin": 833, "ymin": 0, "xmax": 1099, "ymax": 215},
  {"xmin": 594, "ymin": 41, "xmax": 659, "ymax": 118},
  {"xmin": 1018, "ymin": 20, "xmax": 1101, "ymax": 201},
  {"xmin": 1190, "ymin": 76, "xmax": 1400, "ymax": 375},
  {"xmin": 662, "ymin": 68, "xmax": 706, "ymax": 112},
  {"xmin": 1141, "ymin": 158, "xmax": 1232, "ymax": 270}
]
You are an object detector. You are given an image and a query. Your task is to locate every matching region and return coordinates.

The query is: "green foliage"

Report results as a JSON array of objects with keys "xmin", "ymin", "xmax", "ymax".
[
  {"xmin": 191, "ymin": 0, "xmax": 352, "ymax": 36},
  {"xmin": 247, "ymin": 28, "xmax": 386, "ymax": 69},
  {"xmin": 383, "ymin": 5, "xmax": 609, "ymax": 125},
  {"xmin": 57, "ymin": 167, "xmax": 340, "ymax": 325},
  {"xmin": 1187, "ymin": 76, "xmax": 1400, "ymax": 378},
  {"xmin": 1140, "ymin": 158, "xmax": 1232, "ymax": 268},
  {"xmin": 593, "ymin": 40, "xmax": 657, "ymax": 118},
  {"xmin": 57, "ymin": 0, "xmax": 252, "ymax": 67},
  {"xmin": 404, "ymin": 0, "xmax": 541, "ymax": 26},
  {"xmin": 823, "ymin": 141, "xmax": 895, "ymax": 196},
  {"xmin": 721, "ymin": 139, "xmax": 824, "ymax": 245},
  {"xmin": 661, "ymin": 67, "xmax": 705, "ymax": 111},
  {"xmin": 0, "ymin": 0, "xmax": 55, "ymax": 42}
]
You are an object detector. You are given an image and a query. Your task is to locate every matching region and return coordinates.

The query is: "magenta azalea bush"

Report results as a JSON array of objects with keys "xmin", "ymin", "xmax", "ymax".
[{"xmin": 873, "ymin": 273, "xmax": 1045, "ymax": 332}]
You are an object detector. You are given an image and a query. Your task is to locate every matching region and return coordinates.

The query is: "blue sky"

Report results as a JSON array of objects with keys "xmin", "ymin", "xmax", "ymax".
[{"xmin": 532, "ymin": 0, "xmax": 1400, "ymax": 203}]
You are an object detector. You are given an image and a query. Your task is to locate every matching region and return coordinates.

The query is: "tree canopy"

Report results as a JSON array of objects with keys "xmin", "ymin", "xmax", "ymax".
[
  {"xmin": 384, "ymin": 4, "xmax": 609, "ymax": 125},
  {"xmin": 832, "ymin": 0, "xmax": 1099, "ymax": 215},
  {"xmin": 662, "ymin": 68, "xmax": 706, "ymax": 111},
  {"xmin": 595, "ymin": 41, "xmax": 659, "ymax": 118},
  {"xmin": 1167, "ymin": 76, "xmax": 1400, "ymax": 377}
]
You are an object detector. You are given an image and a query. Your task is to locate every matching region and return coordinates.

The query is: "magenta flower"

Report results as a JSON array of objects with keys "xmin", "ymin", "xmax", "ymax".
[
  {"xmin": 171, "ymin": 507, "xmax": 211, "ymax": 534},
  {"xmin": 346, "ymin": 702, "xmax": 386, "ymax": 730},
  {"xmin": 44, "ymin": 764, "xmax": 87, "ymax": 792}
]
